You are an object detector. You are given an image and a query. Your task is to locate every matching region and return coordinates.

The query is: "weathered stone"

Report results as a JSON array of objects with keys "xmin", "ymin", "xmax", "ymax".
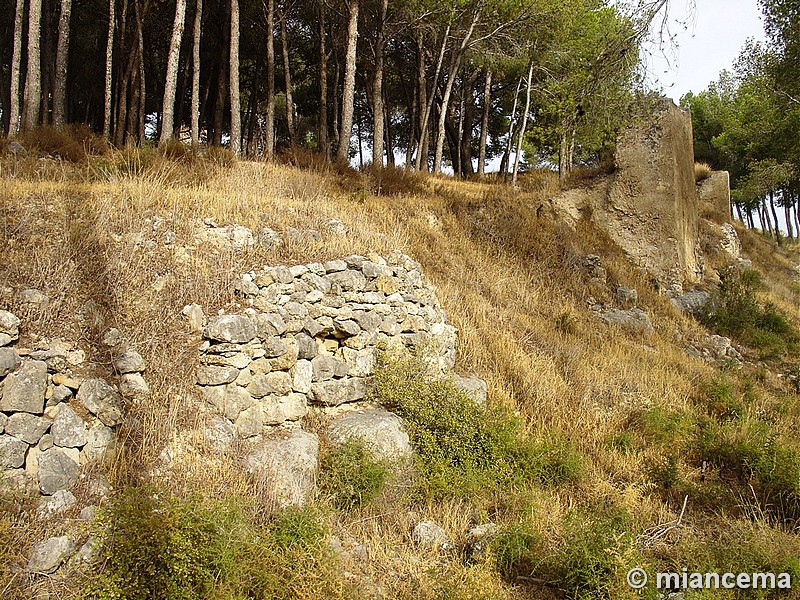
[
  {"xmin": 29, "ymin": 349, "xmax": 68, "ymax": 373},
  {"xmin": 0, "ymin": 348, "xmax": 21, "ymax": 377},
  {"xmin": 6, "ymin": 412, "xmax": 51, "ymax": 444},
  {"xmin": 616, "ymin": 287, "xmax": 638, "ymax": 309},
  {"xmin": 295, "ymin": 333, "xmax": 318, "ymax": 360},
  {"xmin": 196, "ymin": 365, "xmax": 240, "ymax": 386},
  {"xmin": 38, "ymin": 448, "xmax": 79, "ymax": 494},
  {"xmin": 0, "ymin": 310, "xmax": 21, "ymax": 345},
  {"xmin": 244, "ymin": 430, "xmax": 319, "ymax": 507},
  {"xmin": 255, "ymin": 313, "xmax": 287, "ymax": 337},
  {"xmin": 267, "ymin": 338, "xmax": 299, "ymax": 371},
  {"xmin": 235, "ymin": 404, "xmax": 263, "ymax": 438},
  {"xmin": 302, "ymin": 272, "xmax": 332, "ymax": 293},
  {"xmin": 27, "ymin": 536, "xmax": 75, "ymax": 574},
  {"xmin": 0, "ymin": 359, "xmax": 47, "ymax": 413},
  {"xmin": 78, "ymin": 378, "xmax": 124, "ymax": 426},
  {"xmin": 102, "ymin": 328, "xmax": 122, "ymax": 347},
  {"xmin": 352, "ymin": 310, "xmax": 382, "ymax": 332},
  {"xmin": 599, "ymin": 308, "xmax": 654, "ymax": 334},
  {"xmin": 719, "ymin": 223, "xmax": 741, "ymax": 259},
  {"xmin": 182, "ymin": 303, "xmax": 206, "ymax": 332},
  {"xmin": 79, "ymin": 505, "xmax": 98, "ymax": 521},
  {"xmin": 200, "ymin": 384, "xmax": 254, "ymax": 421},
  {"xmin": 204, "ymin": 314, "xmax": 257, "ymax": 343},
  {"xmin": 0, "ymin": 413, "xmax": 5, "ymax": 434},
  {"xmin": 113, "ymin": 348, "xmax": 146, "ymax": 374},
  {"xmin": 38, "ymin": 434, "xmax": 54, "ymax": 451},
  {"xmin": 670, "ymin": 290, "xmax": 711, "ymax": 318},
  {"xmin": 324, "ymin": 218, "xmax": 347, "ymax": 236},
  {"xmin": 262, "ymin": 337, "xmax": 288, "ymax": 358},
  {"xmin": 333, "ymin": 319, "xmax": 361, "ymax": 338},
  {"xmin": 81, "ymin": 425, "xmax": 115, "ymax": 462},
  {"xmin": 51, "ymin": 405, "xmax": 88, "ymax": 448},
  {"xmin": 375, "ymin": 275, "xmax": 402, "ymax": 295},
  {"xmin": 119, "ymin": 373, "xmax": 150, "ymax": 400},
  {"xmin": 0, "ymin": 468, "xmax": 29, "ymax": 492},
  {"xmin": 38, "ymin": 489, "xmax": 77, "ymax": 516},
  {"xmin": 290, "ymin": 360, "xmax": 313, "ymax": 394},
  {"xmin": 77, "ymin": 535, "xmax": 102, "ymax": 563},
  {"xmin": 340, "ymin": 348, "xmax": 375, "ymax": 377},
  {"xmin": 311, "ymin": 355, "xmax": 348, "ymax": 381},
  {"xmin": 48, "ymin": 385, "xmax": 72, "ymax": 406},
  {"xmin": 258, "ymin": 227, "xmax": 284, "ymax": 251},
  {"xmin": 53, "ymin": 373, "xmax": 82, "ymax": 389},
  {"xmin": 323, "ymin": 259, "xmax": 347, "ymax": 273},
  {"xmin": 327, "ymin": 408, "xmax": 412, "ymax": 462},
  {"xmin": 0, "ymin": 435, "xmax": 28, "ymax": 468},
  {"xmin": 310, "ymin": 378, "xmax": 367, "ymax": 406},
  {"xmin": 466, "ymin": 523, "xmax": 501, "ymax": 559},
  {"xmin": 204, "ymin": 416, "xmax": 236, "ymax": 454},
  {"xmin": 411, "ymin": 521, "xmax": 453, "ymax": 550},
  {"xmin": 453, "ymin": 374, "xmax": 488, "ymax": 406},
  {"xmin": 263, "ymin": 394, "xmax": 308, "ymax": 424},
  {"xmin": 303, "ymin": 319, "xmax": 324, "ymax": 337},
  {"xmin": 326, "ymin": 270, "xmax": 367, "ymax": 292},
  {"xmin": 699, "ymin": 170, "xmax": 732, "ymax": 219}
]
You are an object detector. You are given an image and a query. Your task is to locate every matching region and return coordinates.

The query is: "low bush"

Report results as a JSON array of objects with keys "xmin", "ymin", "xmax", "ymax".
[
  {"xmin": 18, "ymin": 125, "xmax": 87, "ymax": 162},
  {"xmin": 84, "ymin": 487, "xmax": 346, "ymax": 600},
  {"xmin": 319, "ymin": 440, "xmax": 389, "ymax": 510},
  {"xmin": 703, "ymin": 268, "xmax": 799, "ymax": 359},
  {"xmin": 370, "ymin": 351, "xmax": 584, "ymax": 500}
]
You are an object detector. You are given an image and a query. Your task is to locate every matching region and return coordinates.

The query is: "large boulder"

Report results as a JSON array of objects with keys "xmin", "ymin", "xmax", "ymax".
[
  {"xmin": 327, "ymin": 408, "xmax": 412, "ymax": 462},
  {"xmin": 244, "ymin": 430, "xmax": 319, "ymax": 508}
]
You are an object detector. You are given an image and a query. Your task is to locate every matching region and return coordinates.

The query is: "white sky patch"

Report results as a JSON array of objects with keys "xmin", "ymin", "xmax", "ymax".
[{"xmin": 645, "ymin": 0, "xmax": 767, "ymax": 102}]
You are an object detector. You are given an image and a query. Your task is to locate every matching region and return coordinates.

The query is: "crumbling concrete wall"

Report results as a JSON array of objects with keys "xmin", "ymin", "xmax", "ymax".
[{"xmin": 552, "ymin": 100, "xmax": 704, "ymax": 291}]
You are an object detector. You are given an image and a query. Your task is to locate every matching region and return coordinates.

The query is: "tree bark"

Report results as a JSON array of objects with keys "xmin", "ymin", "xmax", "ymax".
[
  {"xmin": 769, "ymin": 191, "xmax": 781, "ymax": 243},
  {"xmin": 279, "ymin": 8, "xmax": 295, "ymax": 144},
  {"xmin": 23, "ymin": 0, "xmax": 43, "ymax": 130},
  {"xmin": 477, "ymin": 69, "xmax": 491, "ymax": 177},
  {"xmin": 317, "ymin": 0, "xmax": 328, "ymax": 158},
  {"xmin": 103, "ymin": 0, "xmax": 115, "ymax": 142},
  {"xmin": 53, "ymin": 0, "xmax": 73, "ymax": 127},
  {"xmin": 159, "ymin": 0, "xmax": 186, "ymax": 145},
  {"xmin": 500, "ymin": 76, "xmax": 522, "ymax": 180},
  {"xmin": 415, "ymin": 25, "xmax": 449, "ymax": 172},
  {"xmin": 512, "ymin": 62, "xmax": 533, "ymax": 187},
  {"xmin": 784, "ymin": 200, "xmax": 794, "ymax": 239},
  {"xmin": 8, "ymin": 0, "xmax": 25, "ymax": 135},
  {"xmin": 191, "ymin": 0, "xmax": 202, "ymax": 147},
  {"xmin": 265, "ymin": 0, "xmax": 275, "ymax": 158},
  {"xmin": 229, "ymin": 0, "xmax": 241, "ymax": 154},
  {"xmin": 336, "ymin": 0, "xmax": 359, "ymax": 164},
  {"xmin": 371, "ymin": 0, "xmax": 388, "ymax": 167}
]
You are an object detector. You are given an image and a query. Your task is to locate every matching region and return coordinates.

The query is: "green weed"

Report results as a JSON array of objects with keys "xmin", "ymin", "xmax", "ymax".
[{"xmin": 319, "ymin": 440, "xmax": 389, "ymax": 510}]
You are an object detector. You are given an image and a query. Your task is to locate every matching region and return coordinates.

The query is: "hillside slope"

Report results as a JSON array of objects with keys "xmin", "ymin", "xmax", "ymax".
[{"xmin": 2, "ymin": 152, "xmax": 800, "ymax": 599}]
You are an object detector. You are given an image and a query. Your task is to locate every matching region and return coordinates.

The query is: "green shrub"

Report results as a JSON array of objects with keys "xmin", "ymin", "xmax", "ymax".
[
  {"xmin": 699, "ymin": 375, "xmax": 744, "ymax": 420},
  {"xmin": 84, "ymin": 487, "xmax": 345, "ymax": 600},
  {"xmin": 703, "ymin": 268, "xmax": 798, "ymax": 359},
  {"xmin": 319, "ymin": 440, "xmax": 389, "ymax": 510},
  {"xmin": 370, "ymin": 351, "xmax": 584, "ymax": 500}
]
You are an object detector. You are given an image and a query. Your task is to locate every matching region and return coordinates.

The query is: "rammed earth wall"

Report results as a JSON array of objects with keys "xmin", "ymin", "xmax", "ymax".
[{"xmin": 196, "ymin": 252, "xmax": 458, "ymax": 437}]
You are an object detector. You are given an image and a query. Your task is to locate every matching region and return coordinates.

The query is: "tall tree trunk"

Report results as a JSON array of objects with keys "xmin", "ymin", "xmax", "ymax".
[
  {"xmin": 735, "ymin": 202, "xmax": 744, "ymax": 225},
  {"xmin": 191, "ymin": 0, "xmax": 202, "ymax": 147},
  {"xmin": 103, "ymin": 0, "xmax": 115, "ymax": 142},
  {"xmin": 477, "ymin": 69, "xmax": 491, "ymax": 177},
  {"xmin": 53, "ymin": 0, "xmax": 73, "ymax": 127},
  {"xmin": 405, "ymin": 79, "xmax": 416, "ymax": 169},
  {"xmin": 769, "ymin": 191, "xmax": 781, "ymax": 243},
  {"xmin": 336, "ymin": 0, "xmax": 359, "ymax": 164},
  {"xmin": 332, "ymin": 56, "xmax": 340, "ymax": 146},
  {"xmin": 512, "ymin": 62, "xmax": 533, "ymax": 188},
  {"xmin": 785, "ymin": 200, "xmax": 794, "ymax": 239},
  {"xmin": 265, "ymin": 0, "xmax": 275, "ymax": 158},
  {"xmin": 229, "ymin": 0, "xmax": 241, "ymax": 154},
  {"xmin": 279, "ymin": 8, "xmax": 295, "ymax": 144},
  {"xmin": 371, "ymin": 0, "xmax": 388, "ymax": 167},
  {"xmin": 415, "ymin": 26, "xmax": 449, "ymax": 172},
  {"xmin": 761, "ymin": 198, "xmax": 773, "ymax": 237},
  {"xmin": 433, "ymin": 13, "xmax": 477, "ymax": 174},
  {"xmin": 500, "ymin": 76, "xmax": 522, "ymax": 180},
  {"xmin": 159, "ymin": 0, "xmax": 187, "ymax": 145},
  {"xmin": 384, "ymin": 89, "xmax": 394, "ymax": 167},
  {"xmin": 8, "ymin": 0, "xmax": 25, "ymax": 135},
  {"xmin": 317, "ymin": 0, "xmax": 328, "ymax": 157},
  {"xmin": 22, "ymin": 0, "xmax": 43, "ymax": 130},
  {"xmin": 459, "ymin": 72, "xmax": 477, "ymax": 178},
  {"xmin": 135, "ymin": 0, "xmax": 146, "ymax": 142}
]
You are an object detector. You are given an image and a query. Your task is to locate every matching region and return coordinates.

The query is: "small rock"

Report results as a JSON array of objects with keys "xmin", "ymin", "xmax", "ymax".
[
  {"xmin": 79, "ymin": 505, "xmax": 98, "ymax": 521},
  {"xmin": 453, "ymin": 375, "xmax": 488, "ymax": 406},
  {"xmin": 0, "ymin": 435, "xmax": 29, "ymax": 469},
  {"xmin": 113, "ymin": 348, "xmax": 146, "ymax": 374},
  {"xmin": 38, "ymin": 447, "xmax": 79, "ymax": 494},
  {"xmin": 262, "ymin": 393, "xmax": 308, "ymax": 424},
  {"xmin": 0, "ymin": 311, "xmax": 21, "ymax": 346},
  {"xmin": 38, "ymin": 489, "xmax": 77, "ymax": 516},
  {"xmin": 290, "ymin": 360, "xmax": 313, "ymax": 394},
  {"xmin": 196, "ymin": 365, "xmax": 240, "ymax": 386},
  {"xmin": 324, "ymin": 218, "xmax": 347, "ymax": 236},
  {"xmin": 204, "ymin": 416, "xmax": 236, "ymax": 454},
  {"xmin": 235, "ymin": 404, "xmax": 263, "ymax": 438},
  {"xmin": 77, "ymin": 378, "xmax": 124, "ymax": 426},
  {"xmin": 81, "ymin": 425, "xmax": 115, "ymax": 462},
  {"xmin": 77, "ymin": 536, "xmax": 102, "ymax": 563},
  {"xmin": 0, "ymin": 359, "xmax": 48, "ymax": 413},
  {"xmin": 258, "ymin": 227, "xmax": 284, "ymax": 251},
  {"xmin": 0, "ymin": 347, "xmax": 21, "ymax": 376},
  {"xmin": 311, "ymin": 355, "xmax": 348, "ymax": 381},
  {"xmin": 18, "ymin": 288, "xmax": 49, "ymax": 310},
  {"xmin": 670, "ymin": 290, "xmax": 711, "ymax": 318},
  {"xmin": 120, "ymin": 373, "xmax": 150, "ymax": 400},
  {"xmin": 200, "ymin": 384, "xmax": 254, "ymax": 421},
  {"xmin": 27, "ymin": 536, "xmax": 75, "ymax": 574},
  {"xmin": 182, "ymin": 304, "xmax": 205, "ymax": 333},
  {"xmin": 48, "ymin": 385, "xmax": 73, "ymax": 406},
  {"xmin": 599, "ymin": 308, "xmax": 654, "ymax": 334},
  {"xmin": 5, "ymin": 412, "xmax": 51, "ymax": 444},
  {"xmin": 0, "ymin": 413, "xmax": 5, "ymax": 434},
  {"xmin": 51, "ymin": 405, "xmax": 89, "ymax": 448},
  {"xmin": 205, "ymin": 314, "xmax": 257, "ymax": 344},
  {"xmin": 616, "ymin": 286, "xmax": 638, "ymax": 308},
  {"xmin": 102, "ymin": 328, "xmax": 122, "ymax": 347},
  {"xmin": 411, "ymin": 521, "xmax": 454, "ymax": 550},
  {"xmin": 310, "ymin": 378, "xmax": 368, "ymax": 406}
]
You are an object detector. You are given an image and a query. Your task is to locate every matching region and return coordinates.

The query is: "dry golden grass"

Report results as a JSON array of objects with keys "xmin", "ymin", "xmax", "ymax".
[
  {"xmin": 3, "ymin": 152, "xmax": 800, "ymax": 598},
  {"xmin": 695, "ymin": 161, "xmax": 713, "ymax": 183}
]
